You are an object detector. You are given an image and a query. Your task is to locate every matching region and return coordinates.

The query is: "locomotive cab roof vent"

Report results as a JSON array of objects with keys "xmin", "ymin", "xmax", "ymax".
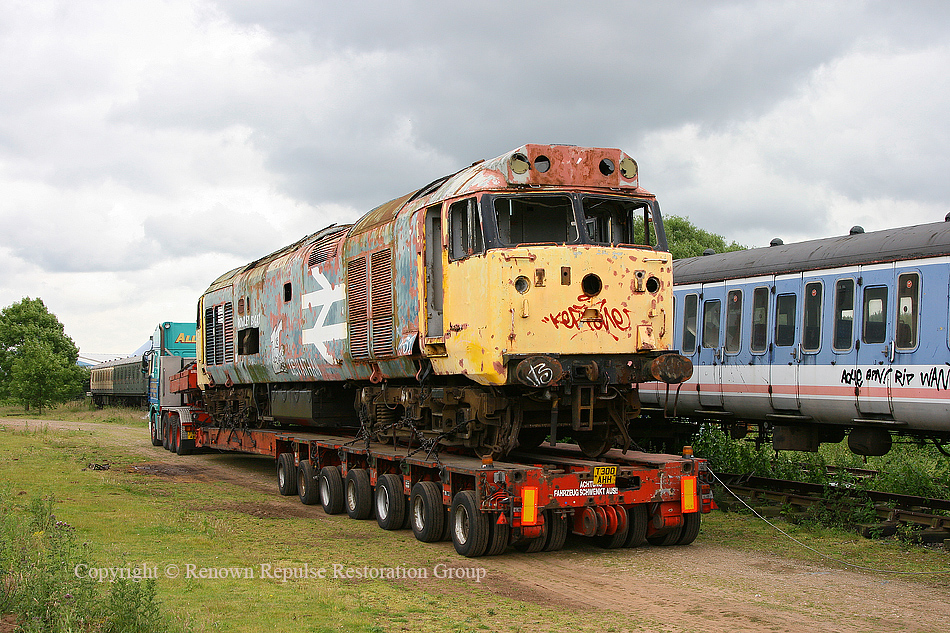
[
  {"xmin": 849, "ymin": 225, "xmax": 865, "ymax": 235},
  {"xmin": 702, "ymin": 248, "xmax": 715, "ymax": 256},
  {"xmin": 769, "ymin": 238, "xmax": 784, "ymax": 247}
]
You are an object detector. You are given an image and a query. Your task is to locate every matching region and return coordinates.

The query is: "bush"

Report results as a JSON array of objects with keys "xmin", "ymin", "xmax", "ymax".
[{"xmin": 0, "ymin": 492, "xmax": 174, "ymax": 632}]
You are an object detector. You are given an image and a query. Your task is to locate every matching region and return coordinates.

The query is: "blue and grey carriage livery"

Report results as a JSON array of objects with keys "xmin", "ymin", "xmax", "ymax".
[{"xmin": 640, "ymin": 219, "xmax": 950, "ymax": 456}]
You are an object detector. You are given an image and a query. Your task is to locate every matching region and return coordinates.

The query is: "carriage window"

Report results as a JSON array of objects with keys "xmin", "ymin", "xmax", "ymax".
[
  {"xmin": 862, "ymin": 286, "xmax": 888, "ymax": 344},
  {"xmin": 702, "ymin": 299, "xmax": 721, "ymax": 349},
  {"xmin": 725, "ymin": 290, "xmax": 742, "ymax": 353},
  {"xmin": 833, "ymin": 279, "xmax": 855, "ymax": 351},
  {"xmin": 751, "ymin": 287, "xmax": 769, "ymax": 353},
  {"xmin": 775, "ymin": 294, "xmax": 797, "ymax": 346},
  {"xmin": 449, "ymin": 198, "xmax": 484, "ymax": 261},
  {"xmin": 682, "ymin": 293, "xmax": 698, "ymax": 353},
  {"xmin": 802, "ymin": 282, "xmax": 823, "ymax": 352},
  {"xmin": 895, "ymin": 273, "xmax": 919, "ymax": 349},
  {"xmin": 494, "ymin": 195, "xmax": 577, "ymax": 245}
]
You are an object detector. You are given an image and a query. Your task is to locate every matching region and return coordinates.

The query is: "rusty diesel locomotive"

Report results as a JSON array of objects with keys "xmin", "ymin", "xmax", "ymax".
[{"xmin": 197, "ymin": 144, "xmax": 691, "ymax": 457}]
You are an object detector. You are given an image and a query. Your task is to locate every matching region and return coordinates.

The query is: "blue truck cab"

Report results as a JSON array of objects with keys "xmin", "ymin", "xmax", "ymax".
[{"xmin": 145, "ymin": 322, "xmax": 197, "ymax": 447}]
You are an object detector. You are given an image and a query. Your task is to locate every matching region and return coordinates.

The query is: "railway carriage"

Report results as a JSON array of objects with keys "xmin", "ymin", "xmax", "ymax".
[
  {"xmin": 90, "ymin": 355, "xmax": 148, "ymax": 407},
  {"xmin": 641, "ymin": 220, "xmax": 950, "ymax": 455},
  {"xmin": 196, "ymin": 144, "xmax": 692, "ymax": 457}
]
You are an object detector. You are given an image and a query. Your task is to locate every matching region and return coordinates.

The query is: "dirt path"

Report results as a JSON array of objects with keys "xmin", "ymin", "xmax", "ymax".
[{"xmin": 6, "ymin": 417, "xmax": 949, "ymax": 632}]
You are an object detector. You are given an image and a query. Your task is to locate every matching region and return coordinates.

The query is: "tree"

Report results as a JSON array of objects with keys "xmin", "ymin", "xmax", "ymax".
[
  {"xmin": 0, "ymin": 297, "xmax": 86, "ymax": 410},
  {"xmin": 663, "ymin": 215, "xmax": 746, "ymax": 260}
]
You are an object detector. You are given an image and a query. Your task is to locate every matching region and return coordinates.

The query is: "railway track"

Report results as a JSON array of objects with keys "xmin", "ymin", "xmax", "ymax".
[{"xmin": 715, "ymin": 472, "xmax": 950, "ymax": 544}]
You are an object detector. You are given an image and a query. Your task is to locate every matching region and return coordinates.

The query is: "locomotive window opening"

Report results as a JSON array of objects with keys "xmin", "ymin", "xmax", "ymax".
[
  {"xmin": 494, "ymin": 195, "xmax": 578, "ymax": 245},
  {"xmin": 682, "ymin": 293, "xmax": 698, "ymax": 353},
  {"xmin": 774, "ymin": 294, "xmax": 797, "ymax": 346},
  {"xmin": 895, "ymin": 273, "xmax": 919, "ymax": 349},
  {"xmin": 725, "ymin": 290, "xmax": 742, "ymax": 353},
  {"xmin": 702, "ymin": 299, "xmax": 721, "ymax": 349},
  {"xmin": 802, "ymin": 282, "xmax": 823, "ymax": 352},
  {"xmin": 283, "ymin": 283, "xmax": 292, "ymax": 302},
  {"xmin": 833, "ymin": 279, "xmax": 855, "ymax": 351},
  {"xmin": 449, "ymin": 197, "xmax": 484, "ymax": 261},
  {"xmin": 862, "ymin": 286, "xmax": 888, "ymax": 344},
  {"xmin": 237, "ymin": 327, "xmax": 259, "ymax": 356},
  {"xmin": 751, "ymin": 287, "xmax": 769, "ymax": 353},
  {"xmin": 581, "ymin": 197, "xmax": 646, "ymax": 246}
]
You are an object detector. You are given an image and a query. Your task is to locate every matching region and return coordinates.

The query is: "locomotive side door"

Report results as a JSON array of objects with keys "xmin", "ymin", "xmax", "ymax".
[
  {"xmin": 424, "ymin": 204, "xmax": 444, "ymax": 339},
  {"xmin": 769, "ymin": 274, "xmax": 801, "ymax": 410},
  {"xmin": 854, "ymin": 263, "xmax": 894, "ymax": 415},
  {"xmin": 696, "ymin": 282, "xmax": 724, "ymax": 409}
]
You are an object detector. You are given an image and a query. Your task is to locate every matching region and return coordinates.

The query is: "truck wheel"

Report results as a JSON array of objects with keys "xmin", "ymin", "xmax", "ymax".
[
  {"xmin": 677, "ymin": 513, "xmax": 701, "ymax": 546},
  {"xmin": 410, "ymin": 481, "xmax": 445, "ymax": 543},
  {"xmin": 297, "ymin": 461, "xmax": 319, "ymax": 505},
  {"xmin": 345, "ymin": 468, "xmax": 373, "ymax": 520},
  {"xmin": 277, "ymin": 453, "xmax": 298, "ymax": 496},
  {"xmin": 451, "ymin": 490, "xmax": 490, "ymax": 557},
  {"xmin": 484, "ymin": 519, "xmax": 510, "ymax": 556},
  {"xmin": 170, "ymin": 420, "xmax": 180, "ymax": 455},
  {"xmin": 150, "ymin": 413, "xmax": 162, "ymax": 447},
  {"xmin": 175, "ymin": 418, "xmax": 190, "ymax": 456},
  {"xmin": 623, "ymin": 505, "xmax": 648, "ymax": 548},
  {"xmin": 162, "ymin": 413, "xmax": 170, "ymax": 450},
  {"xmin": 318, "ymin": 466, "xmax": 345, "ymax": 514},
  {"xmin": 375, "ymin": 474, "xmax": 405, "ymax": 530},
  {"xmin": 542, "ymin": 511, "xmax": 568, "ymax": 552}
]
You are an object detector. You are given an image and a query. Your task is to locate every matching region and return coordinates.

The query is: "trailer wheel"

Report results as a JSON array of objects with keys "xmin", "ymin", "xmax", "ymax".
[
  {"xmin": 410, "ymin": 481, "xmax": 445, "ymax": 543},
  {"xmin": 170, "ymin": 419, "xmax": 180, "ymax": 455},
  {"xmin": 676, "ymin": 513, "xmax": 701, "ymax": 546},
  {"xmin": 276, "ymin": 453, "xmax": 298, "ymax": 496},
  {"xmin": 542, "ymin": 511, "xmax": 568, "ymax": 552},
  {"xmin": 374, "ymin": 474, "xmax": 405, "ymax": 530},
  {"xmin": 451, "ymin": 490, "xmax": 490, "ymax": 557},
  {"xmin": 484, "ymin": 519, "xmax": 510, "ymax": 556},
  {"xmin": 345, "ymin": 468, "xmax": 373, "ymax": 520},
  {"xmin": 174, "ymin": 418, "xmax": 190, "ymax": 456},
  {"xmin": 513, "ymin": 522, "xmax": 547, "ymax": 553},
  {"xmin": 596, "ymin": 519, "xmax": 629, "ymax": 549},
  {"xmin": 647, "ymin": 524, "xmax": 683, "ymax": 547},
  {"xmin": 623, "ymin": 504, "xmax": 648, "ymax": 548},
  {"xmin": 297, "ymin": 461, "xmax": 319, "ymax": 505},
  {"xmin": 149, "ymin": 413, "xmax": 162, "ymax": 447},
  {"xmin": 318, "ymin": 466, "xmax": 345, "ymax": 515}
]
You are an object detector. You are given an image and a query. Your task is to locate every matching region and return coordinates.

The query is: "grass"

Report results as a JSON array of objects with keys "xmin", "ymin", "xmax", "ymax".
[
  {"xmin": 0, "ymin": 399, "xmax": 146, "ymax": 427},
  {"xmin": 0, "ymin": 412, "xmax": 947, "ymax": 632}
]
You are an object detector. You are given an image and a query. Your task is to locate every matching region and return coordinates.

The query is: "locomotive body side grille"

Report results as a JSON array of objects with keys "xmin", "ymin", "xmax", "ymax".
[
  {"xmin": 347, "ymin": 257, "xmax": 370, "ymax": 359},
  {"xmin": 370, "ymin": 249, "xmax": 395, "ymax": 357}
]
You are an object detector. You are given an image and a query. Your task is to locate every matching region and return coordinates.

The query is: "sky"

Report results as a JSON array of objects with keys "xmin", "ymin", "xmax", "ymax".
[{"xmin": 2, "ymin": 0, "xmax": 950, "ymax": 355}]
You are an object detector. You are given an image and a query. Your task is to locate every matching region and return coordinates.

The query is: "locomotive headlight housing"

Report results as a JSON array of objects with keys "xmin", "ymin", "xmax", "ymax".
[
  {"xmin": 646, "ymin": 276, "xmax": 660, "ymax": 294},
  {"xmin": 510, "ymin": 153, "xmax": 530, "ymax": 174},
  {"xmin": 620, "ymin": 157, "xmax": 638, "ymax": 180},
  {"xmin": 514, "ymin": 276, "xmax": 530, "ymax": 294},
  {"xmin": 581, "ymin": 273, "xmax": 602, "ymax": 297}
]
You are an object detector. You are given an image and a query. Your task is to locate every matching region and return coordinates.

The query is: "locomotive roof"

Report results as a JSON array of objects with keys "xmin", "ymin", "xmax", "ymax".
[{"xmin": 673, "ymin": 219, "xmax": 950, "ymax": 285}]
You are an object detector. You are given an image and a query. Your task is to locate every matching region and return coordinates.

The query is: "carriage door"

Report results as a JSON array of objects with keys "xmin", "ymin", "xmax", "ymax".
[
  {"xmin": 424, "ymin": 204, "xmax": 444, "ymax": 338},
  {"xmin": 769, "ymin": 274, "xmax": 801, "ymax": 410},
  {"xmin": 855, "ymin": 266, "xmax": 893, "ymax": 415},
  {"xmin": 697, "ymin": 283, "xmax": 724, "ymax": 409}
]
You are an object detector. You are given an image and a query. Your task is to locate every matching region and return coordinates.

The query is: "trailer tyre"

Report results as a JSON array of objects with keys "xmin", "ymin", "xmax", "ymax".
[
  {"xmin": 484, "ymin": 519, "xmax": 510, "ymax": 556},
  {"xmin": 647, "ymin": 524, "xmax": 683, "ymax": 547},
  {"xmin": 513, "ymin": 522, "xmax": 547, "ymax": 553},
  {"xmin": 676, "ymin": 512, "xmax": 701, "ymax": 546},
  {"xmin": 297, "ymin": 461, "xmax": 319, "ymax": 505},
  {"xmin": 174, "ymin": 418, "xmax": 190, "ymax": 456},
  {"xmin": 170, "ymin": 419, "xmax": 180, "ymax": 455},
  {"xmin": 410, "ymin": 481, "xmax": 445, "ymax": 543},
  {"xmin": 318, "ymin": 466, "xmax": 345, "ymax": 515},
  {"xmin": 542, "ymin": 511, "xmax": 569, "ymax": 552},
  {"xmin": 623, "ymin": 504, "xmax": 648, "ymax": 548},
  {"xmin": 375, "ymin": 474, "xmax": 406, "ymax": 530},
  {"xmin": 596, "ymin": 520, "xmax": 628, "ymax": 549},
  {"xmin": 277, "ymin": 453, "xmax": 298, "ymax": 496},
  {"xmin": 161, "ymin": 413, "xmax": 170, "ymax": 451},
  {"xmin": 345, "ymin": 468, "xmax": 373, "ymax": 520},
  {"xmin": 451, "ymin": 490, "xmax": 490, "ymax": 557}
]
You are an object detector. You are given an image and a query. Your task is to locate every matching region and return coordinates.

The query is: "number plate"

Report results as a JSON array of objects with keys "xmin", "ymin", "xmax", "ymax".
[{"xmin": 592, "ymin": 465, "xmax": 617, "ymax": 486}]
